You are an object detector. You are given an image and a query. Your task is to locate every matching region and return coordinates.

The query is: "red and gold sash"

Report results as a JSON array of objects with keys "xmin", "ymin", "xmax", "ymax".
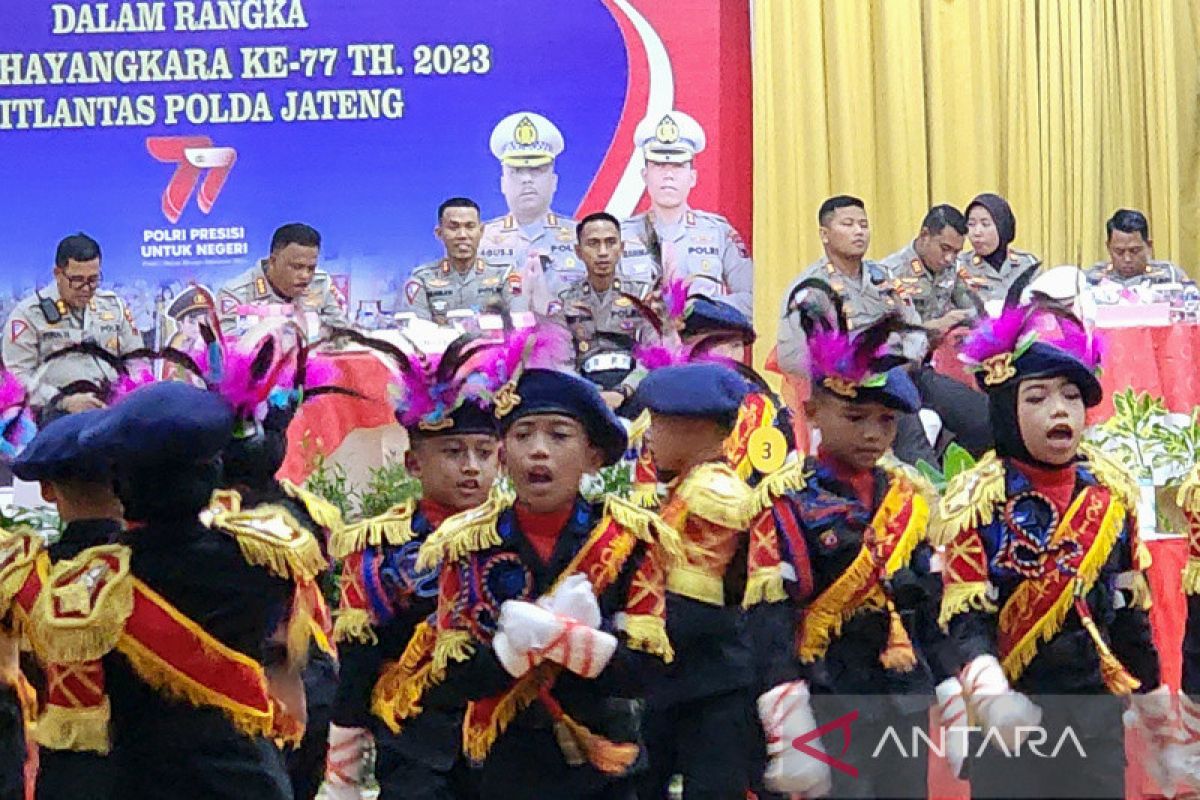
[
  {"xmin": 725, "ymin": 392, "xmax": 774, "ymax": 480},
  {"xmin": 29, "ymin": 544, "xmax": 284, "ymax": 747},
  {"xmin": 997, "ymin": 484, "xmax": 1125, "ymax": 682},
  {"xmin": 373, "ymin": 495, "xmax": 677, "ymax": 771},
  {"xmin": 796, "ymin": 471, "xmax": 928, "ymax": 663},
  {"xmin": 461, "ymin": 513, "xmax": 640, "ymax": 756}
]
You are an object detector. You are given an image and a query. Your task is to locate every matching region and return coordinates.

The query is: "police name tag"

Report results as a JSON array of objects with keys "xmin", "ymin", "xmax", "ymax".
[{"xmin": 582, "ymin": 352, "xmax": 633, "ymax": 373}]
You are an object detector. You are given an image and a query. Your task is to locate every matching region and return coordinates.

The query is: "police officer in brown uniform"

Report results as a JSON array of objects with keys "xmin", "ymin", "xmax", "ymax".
[
  {"xmin": 400, "ymin": 197, "xmax": 518, "ymax": 324},
  {"xmin": 880, "ymin": 205, "xmax": 980, "ymax": 331},
  {"xmin": 1085, "ymin": 208, "xmax": 1192, "ymax": 289},
  {"xmin": 777, "ymin": 196, "xmax": 926, "ymax": 378},
  {"xmin": 956, "ymin": 193, "xmax": 1041, "ymax": 303},
  {"xmin": 217, "ymin": 223, "xmax": 347, "ymax": 337},
  {"xmin": 550, "ymin": 211, "xmax": 656, "ymax": 412},
  {"xmin": 2, "ymin": 233, "xmax": 142, "ymax": 415}
]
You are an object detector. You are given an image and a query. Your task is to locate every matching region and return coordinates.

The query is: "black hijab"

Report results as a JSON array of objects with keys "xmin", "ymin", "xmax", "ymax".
[{"xmin": 968, "ymin": 193, "xmax": 1016, "ymax": 272}]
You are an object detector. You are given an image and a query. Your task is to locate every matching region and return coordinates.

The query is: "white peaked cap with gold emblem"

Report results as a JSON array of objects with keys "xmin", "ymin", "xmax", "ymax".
[
  {"xmin": 634, "ymin": 110, "xmax": 706, "ymax": 163},
  {"xmin": 489, "ymin": 112, "xmax": 565, "ymax": 167}
]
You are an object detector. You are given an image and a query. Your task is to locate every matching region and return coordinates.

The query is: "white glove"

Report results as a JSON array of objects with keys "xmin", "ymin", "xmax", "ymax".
[
  {"xmin": 324, "ymin": 724, "xmax": 371, "ymax": 800},
  {"xmin": 757, "ymin": 681, "xmax": 832, "ymax": 797},
  {"xmin": 935, "ymin": 677, "xmax": 969, "ymax": 780},
  {"xmin": 960, "ymin": 655, "xmax": 1042, "ymax": 752},
  {"xmin": 493, "ymin": 600, "xmax": 564, "ymax": 677},
  {"xmin": 1165, "ymin": 692, "xmax": 1200, "ymax": 794},
  {"xmin": 538, "ymin": 573, "xmax": 602, "ymax": 629},
  {"xmin": 1124, "ymin": 685, "xmax": 1179, "ymax": 795}
]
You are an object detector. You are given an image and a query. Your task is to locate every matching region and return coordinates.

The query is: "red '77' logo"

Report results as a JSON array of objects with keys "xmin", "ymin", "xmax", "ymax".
[
  {"xmin": 146, "ymin": 136, "xmax": 237, "ymax": 223},
  {"xmin": 793, "ymin": 709, "xmax": 859, "ymax": 778}
]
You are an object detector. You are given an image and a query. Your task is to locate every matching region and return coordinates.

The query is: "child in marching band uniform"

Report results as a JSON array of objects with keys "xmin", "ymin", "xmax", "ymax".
[
  {"xmin": 938, "ymin": 301, "xmax": 1165, "ymax": 798},
  {"xmin": 758, "ymin": 311, "xmax": 946, "ymax": 799},
  {"xmin": 326, "ymin": 332, "xmax": 501, "ymax": 800},
  {"xmin": 370, "ymin": 329, "xmax": 679, "ymax": 800}
]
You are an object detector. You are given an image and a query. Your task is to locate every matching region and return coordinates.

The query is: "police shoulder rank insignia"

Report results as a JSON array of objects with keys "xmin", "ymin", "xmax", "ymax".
[
  {"xmin": 254, "ymin": 277, "xmax": 268, "ymax": 297},
  {"xmin": 911, "ymin": 259, "xmax": 924, "ymax": 276}
]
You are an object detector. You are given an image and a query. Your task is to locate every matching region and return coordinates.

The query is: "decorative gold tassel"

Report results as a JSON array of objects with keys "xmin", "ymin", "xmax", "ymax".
[
  {"xmin": 629, "ymin": 482, "xmax": 660, "ymax": 509},
  {"xmin": 937, "ymin": 582, "xmax": 995, "ymax": 630},
  {"xmin": 332, "ymin": 609, "xmax": 377, "ymax": 645},
  {"xmin": 1184, "ymin": 557, "xmax": 1200, "ymax": 596},
  {"xmin": 416, "ymin": 497, "xmax": 507, "ymax": 572},
  {"xmin": 606, "ymin": 496, "xmax": 684, "ymax": 569},
  {"xmin": 539, "ymin": 688, "xmax": 638, "ymax": 775},
  {"xmin": 431, "ymin": 629, "xmax": 475, "ymax": 673},
  {"xmin": 621, "ymin": 614, "xmax": 674, "ymax": 663},
  {"xmin": 929, "ymin": 453, "xmax": 1005, "ymax": 548},
  {"xmin": 35, "ymin": 701, "xmax": 111, "ymax": 754},
  {"xmin": 880, "ymin": 601, "xmax": 917, "ymax": 673},
  {"xmin": 746, "ymin": 461, "xmax": 807, "ymax": 518},
  {"xmin": 742, "ymin": 567, "xmax": 788, "ymax": 608},
  {"xmin": 29, "ymin": 546, "xmax": 134, "ymax": 663},
  {"xmin": 279, "ymin": 479, "xmax": 345, "ymax": 537},
  {"xmin": 1073, "ymin": 597, "xmax": 1140, "ymax": 695},
  {"xmin": 674, "ymin": 463, "xmax": 754, "ymax": 530},
  {"xmin": 212, "ymin": 505, "xmax": 328, "ymax": 582},
  {"xmin": 328, "ymin": 500, "xmax": 416, "ymax": 559}
]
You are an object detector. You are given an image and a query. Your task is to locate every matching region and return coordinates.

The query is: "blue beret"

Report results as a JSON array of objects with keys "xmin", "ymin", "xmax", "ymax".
[
  {"xmin": 406, "ymin": 400, "xmax": 498, "ymax": 439},
  {"xmin": 637, "ymin": 363, "xmax": 749, "ymax": 418},
  {"xmin": 974, "ymin": 342, "xmax": 1102, "ymax": 408},
  {"xmin": 80, "ymin": 382, "xmax": 234, "ymax": 466},
  {"xmin": 683, "ymin": 296, "xmax": 755, "ymax": 342},
  {"xmin": 11, "ymin": 409, "xmax": 110, "ymax": 484},
  {"xmin": 861, "ymin": 367, "xmax": 921, "ymax": 414},
  {"xmin": 498, "ymin": 369, "xmax": 627, "ymax": 466}
]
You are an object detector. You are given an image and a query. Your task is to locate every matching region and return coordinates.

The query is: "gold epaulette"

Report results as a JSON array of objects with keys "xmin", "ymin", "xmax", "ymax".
[
  {"xmin": 930, "ymin": 451, "xmax": 1005, "ymax": 548},
  {"xmin": 745, "ymin": 460, "xmax": 807, "ymax": 519},
  {"xmin": 675, "ymin": 462, "xmax": 754, "ymax": 530},
  {"xmin": 1079, "ymin": 443, "xmax": 1139, "ymax": 513},
  {"xmin": 0, "ymin": 527, "xmax": 42, "ymax": 619},
  {"xmin": 280, "ymin": 479, "xmax": 345, "ymax": 537},
  {"xmin": 29, "ymin": 545, "xmax": 133, "ymax": 663},
  {"xmin": 415, "ymin": 494, "xmax": 511, "ymax": 572},
  {"xmin": 1177, "ymin": 463, "xmax": 1200, "ymax": 516},
  {"xmin": 604, "ymin": 495, "xmax": 684, "ymax": 568},
  {"xmin": 208, "ymin": 505, "xmax": 327, "ymax": 582},
  {"xmin": 329, "ymin": 499, "xmax": 417, "ymax": 560},
  {"xmin": 881, "ymin": 454, "xmax": 939, "ymax": 508}
]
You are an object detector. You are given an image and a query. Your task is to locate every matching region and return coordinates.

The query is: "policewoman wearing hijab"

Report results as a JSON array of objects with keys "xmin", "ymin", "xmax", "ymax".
[{"xmin": 956, "ymin": 193, "xmax": 1041, "ymax": 303}]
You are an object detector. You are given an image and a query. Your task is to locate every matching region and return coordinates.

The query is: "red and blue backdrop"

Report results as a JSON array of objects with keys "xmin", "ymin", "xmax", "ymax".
[{"xmin": 0, "ymin": 0, "xmax": 750, "ymax": 334}]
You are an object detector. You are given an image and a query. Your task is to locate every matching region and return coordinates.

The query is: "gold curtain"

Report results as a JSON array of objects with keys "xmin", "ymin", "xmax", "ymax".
[{"xmin": 752, "ymin": 0, "xmax": 1200, "ymax": 366}]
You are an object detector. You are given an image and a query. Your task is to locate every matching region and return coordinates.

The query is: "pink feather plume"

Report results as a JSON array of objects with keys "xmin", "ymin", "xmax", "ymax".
[
  {"xmin": 0, "ymin": 371, "xmax": 27, "ymax": 414},
  {"xmin": 961, "ymin": 305, "xmax": 1104, "ymax": 371},
  {"xmin": 960, "ymin": 306, "xmax": 1030, "ymax": 367},
  {"xmin": 806, "ymin": 329, "xmax": 885, "ymax": 384}
]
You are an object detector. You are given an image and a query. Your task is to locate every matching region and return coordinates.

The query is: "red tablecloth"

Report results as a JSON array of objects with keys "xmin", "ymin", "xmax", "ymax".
[
  {"xmin": 1093, "ymin": 323, "xmax": 1200, "ymax": 419},
  {"xmin": 279, "ymin": 351, "xmax": 396, "ymax": 483}
]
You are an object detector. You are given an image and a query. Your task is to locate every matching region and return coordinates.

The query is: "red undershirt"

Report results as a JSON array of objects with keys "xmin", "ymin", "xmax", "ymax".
[
  {"xmin": 419, "ymin": 498, "xmax": 457, "ymax": 530},
  {"xmin": 817, "ymin": 447, "xmax": 875, "ymax": 510},
  {"xmin": 1011, "ymin": 460, "xmax": 1077, "ymax": 516},
  {"xmin": 516, "ymin": 504, "xmax": 574, "ymax": 564}
]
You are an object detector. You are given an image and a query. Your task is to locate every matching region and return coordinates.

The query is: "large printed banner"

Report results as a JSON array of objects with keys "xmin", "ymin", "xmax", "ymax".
[{"xmin": 0, "ymin": 0, "xmax": 750, "ymax": 340}]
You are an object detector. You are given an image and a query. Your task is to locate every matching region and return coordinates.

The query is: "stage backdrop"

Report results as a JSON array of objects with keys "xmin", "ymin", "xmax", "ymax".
[{"xmin": 0, "ymin": 0, "xmax": 750, "ymax": 339}]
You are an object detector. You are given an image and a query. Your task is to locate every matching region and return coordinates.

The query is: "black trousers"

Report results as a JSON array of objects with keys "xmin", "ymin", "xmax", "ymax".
[
  {"xmin": 639, "ymin": 689, "xmax": 757, "ymax": 800},
  {"xmin": 0, "ymin": 685, "xmax": 23, "ymax": 800}
]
